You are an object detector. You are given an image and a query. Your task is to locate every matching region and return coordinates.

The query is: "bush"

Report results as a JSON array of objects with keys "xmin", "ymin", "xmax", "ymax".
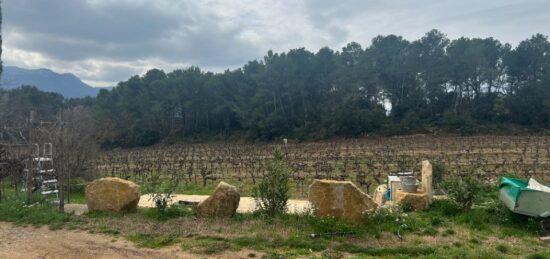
[
  {"xmin": 443, "ymin": 176, "xmax": 481, "ymax": 211},
  {"xmin": 432, "ymin": 161, "xmax": 447, "ymax": 189},
  {"xmin": 252, "ymin": 149, "xmax": 291, "ymax": 217}
]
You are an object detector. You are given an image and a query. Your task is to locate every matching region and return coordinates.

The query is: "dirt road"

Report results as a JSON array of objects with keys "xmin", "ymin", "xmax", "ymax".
[{"xmin": 0, "ymin": 222, "xmax": 251, "ymax": 259}]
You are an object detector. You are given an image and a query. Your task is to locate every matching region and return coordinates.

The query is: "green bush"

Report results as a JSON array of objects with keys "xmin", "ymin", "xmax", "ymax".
[
  {"xmin": 252, "ymin": 150, "xmax": 291, "ymax": 217},
  {"xmin": 432, "ymin": 161, "xmax": 447, "ymax": 189},
  {"xmin": 443, "ymin": 175, "xmax": 481, "ymax": 211}
]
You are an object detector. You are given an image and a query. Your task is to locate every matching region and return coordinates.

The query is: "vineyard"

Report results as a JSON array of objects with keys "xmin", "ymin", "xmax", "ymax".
[{"xmin": 96, "ymin": 135, "xmax": 550, "ymax": 197}]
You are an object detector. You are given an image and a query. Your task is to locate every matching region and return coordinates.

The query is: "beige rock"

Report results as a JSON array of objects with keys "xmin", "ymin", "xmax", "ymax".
[
  {"xmin": 396, "ymin": 190, "xmax": 429, "ymax": 211},
  {"xmin": 85, "ymin": 177, "xmax": 140, "ymax": 212},
  {"xmin": 421, "ymin": 160, "xmax": 433, "ymax": 204},
  {"xmin": 197, "ymin": 182, "xmax": 240, "ymax": 218},
  {"xmin": 308, "ymin": 180, "xmax": 377, "ymax": 223},
  {"xmin": 373, "ymin": 184, "xmax": 388, "ymax": 206}
]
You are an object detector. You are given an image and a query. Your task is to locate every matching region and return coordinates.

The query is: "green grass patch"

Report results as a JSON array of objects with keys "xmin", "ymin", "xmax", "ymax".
[
  {"xmin": 127, "ymin": 233, "xmax": 180, "ymax": 248},
  {"xmin": 181, "ymin": 235, "xmax": 235, "ymax": 254},
  {"xmin": 140, "ymin": 205, "xmax": 195, "ymax": 221},
  {"xmin": 0, "ymin": 198, "xmax": 73, "ymax": 227},
  {"xmin": 334, "ymin": 243, "xmax": 436, "ymax": 257}
]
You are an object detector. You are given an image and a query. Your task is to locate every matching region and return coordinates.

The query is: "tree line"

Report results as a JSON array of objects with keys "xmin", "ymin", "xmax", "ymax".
[{"xmin": 2, "ymin": 30, "xmax": 550, "ymax": 147}]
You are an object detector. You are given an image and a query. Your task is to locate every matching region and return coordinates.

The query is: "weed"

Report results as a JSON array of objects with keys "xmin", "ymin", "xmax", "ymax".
[
  {"xmin": 442, "ymin": 228, "xmax": 455, "ymax": 236},
  {"xmin": 419, "ymin": 227, "xmax": 438, "ymax": 236},
  {"xmin": 0, "ymin": 198, "xmax": 73, "ymax": 227},
  {"xmin": 334, "ymin": 243, "xmax": 435, "ymax": 256},
  {"xmin": 469, "ymin": 238, "xmax": 481, "ymax": 245},
  {"xmin": 308, "ymin": 216, "xmax": 356, "ymax": 237},
  {"xmin": 495, "ymin": 244, "xmax": 509, "ymax": 253},
  {"xmin": 141, "ymin": 205, "xmax": 194, "ymax": 221},
  {"xmin": 127, "ymin": 233, "xmax": 179, "ymax": 248},
  {"xmin": 400, "ymin": 200, "xmax": 414, "ymax": 213},
  {"xmin": 321, "ymin": 249, "xmax": 344, "ymax": 259},
  {"xmin": 96, "ymin": 224, "xmax": 120, "ymax": 235},
  {"xmin": 527, "ymin": 253, "xmax": 550, "ymax": 259}
]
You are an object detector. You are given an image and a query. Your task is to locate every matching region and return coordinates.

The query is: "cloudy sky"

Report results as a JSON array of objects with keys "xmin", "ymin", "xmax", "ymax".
[{"xmin": 3, "ymin": 0, "xmax": 550, "ymax": 87}]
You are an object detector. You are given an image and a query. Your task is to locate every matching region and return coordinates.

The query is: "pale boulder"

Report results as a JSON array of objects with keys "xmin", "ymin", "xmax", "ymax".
[
  {"xmin": 396, "ymin": 190, "xmax": 429, "ymax": 211},
  {"xmin": 421, "ymin": 160, "xmax": 433, "ymax": 204},
  {"xmin": 308, "ymin": 180, "xmax": 377, "ymax": 223},
  {"xmin": 373, "ymin": 184, "xmax": 388, "ymax": 206},
  {"xmin": 85, "ymin": 177, "xmax": 140, "ymax": 212},
  {"xmin": 197, "ymin": 182, "xmax": 240, "ymax": 218}
]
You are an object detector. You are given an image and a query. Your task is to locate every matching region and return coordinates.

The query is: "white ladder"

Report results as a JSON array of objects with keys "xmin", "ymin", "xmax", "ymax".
[{"xmin": 23, "ymin": 143, "xmax": 59, "ymax": 203}]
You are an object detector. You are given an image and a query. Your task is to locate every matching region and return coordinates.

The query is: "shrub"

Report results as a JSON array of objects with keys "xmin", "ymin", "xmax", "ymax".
[
  {"xmin": 253, "ymin": 149, "xmax": 291, "ymax": 217},
  {"xmin": 142, "ymin": 171, "xmax": 183, "ymax": 218},
  {"xmin": 432, "ymin": 161, "xmax": 447, "ymax": 189},
  {"xmin": 442, "ymin": 175, "xmax": 481, "ymax": 211}
]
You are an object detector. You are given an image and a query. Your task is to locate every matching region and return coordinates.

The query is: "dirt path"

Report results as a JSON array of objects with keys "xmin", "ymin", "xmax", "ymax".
[{"xmin": 0, "ymin": 222, "xmax": 253, "ymax": 259}]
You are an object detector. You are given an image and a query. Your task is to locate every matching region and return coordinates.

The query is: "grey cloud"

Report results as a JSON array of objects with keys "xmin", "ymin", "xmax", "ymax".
[
  {"xmin": 4, "ymin": 0, "xmax": 262, "ymax": 67},
  {"xmin": 3, "ymin": 0, "xmax": 550, "ymax": 86}
]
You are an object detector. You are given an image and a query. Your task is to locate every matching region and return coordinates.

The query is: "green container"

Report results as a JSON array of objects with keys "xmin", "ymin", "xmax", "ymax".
[{"xmin": 499, "ymin": 177, "xmax": 550, "ymax": 218}]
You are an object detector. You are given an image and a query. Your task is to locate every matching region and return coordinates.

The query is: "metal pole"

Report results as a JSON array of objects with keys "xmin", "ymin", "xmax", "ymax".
[
  {"xmin": 26, "ymin": 111, "xmax": 35, "ymax": 204},
  {"xmin": 58, "ymin": 112, "xmax": 65, "ymax": 212}
]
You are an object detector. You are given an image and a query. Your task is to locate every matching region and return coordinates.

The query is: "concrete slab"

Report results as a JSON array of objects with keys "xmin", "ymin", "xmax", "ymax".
[
  {"xmin": 66, "ymin": 194, "xmax": 312, "ymax": 215},
  {"xmin": 139, "ymin": 194, "xmax": 312, "ymax": 214}
]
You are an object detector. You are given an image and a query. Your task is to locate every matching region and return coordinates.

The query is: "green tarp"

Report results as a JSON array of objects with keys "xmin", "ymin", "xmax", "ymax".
[{"xmin": 499, "ymin": 177, "xmax": 550, "ymax": 218}]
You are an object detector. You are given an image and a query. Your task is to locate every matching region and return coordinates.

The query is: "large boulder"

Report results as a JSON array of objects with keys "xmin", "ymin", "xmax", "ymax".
[
  {"xmin": 396, "ymin": 190, "xmax": 429, "ymax": 211},
  {"xmin": 85, "ymin": 177, "xmax": 140, "ymax": 212},
  {"xmin": 308, "ymin": 180, "xmax": 377, "ymax": 223},
  {"xmin": 197, "ymin": 182, "xmax": 240, "ymax": 218}
]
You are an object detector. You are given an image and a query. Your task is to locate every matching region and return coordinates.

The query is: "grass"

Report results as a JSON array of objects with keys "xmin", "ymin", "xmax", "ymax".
[
  {"xmin": 0, "ymin": 186, "xmax": 548, "ymax": 258},
  {"xmin": 0, "ymin": 193, "xmax": 73, "ymax": 228},
  {"xmin": 140, "ymin": 205, "xmax": 195, "ymax": 220},
  {"xmin": 127, "ymin": 233, "xmax": 180, "ymax": 248},
  {"xmin": 333, "ymin": 243, "xmax": 436, "ymax": 257}
]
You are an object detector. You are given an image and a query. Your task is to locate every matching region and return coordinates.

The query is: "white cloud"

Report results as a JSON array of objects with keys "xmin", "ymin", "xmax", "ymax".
[{"xmin": 3, "ymin": 0, "xmax": 549, "ymax": 87}]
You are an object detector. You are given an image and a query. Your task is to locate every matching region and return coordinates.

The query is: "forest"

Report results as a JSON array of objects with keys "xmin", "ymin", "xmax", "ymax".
[{"xmin": 2, "ymin": 30, "xmax": 550, "ymax": 147}]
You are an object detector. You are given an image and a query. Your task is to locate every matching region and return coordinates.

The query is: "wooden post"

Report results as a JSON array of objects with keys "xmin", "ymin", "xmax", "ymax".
[
  {"xmin": 58, "ymin": 112, "xmax": 65, "ymax": 212},
  {"xmin": 421, "ymin": 160, "xmax": 433, "ymax": 204}
]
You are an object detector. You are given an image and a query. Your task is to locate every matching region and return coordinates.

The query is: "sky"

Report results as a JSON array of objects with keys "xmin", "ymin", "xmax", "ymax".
[{"xmin": 3, "ymin": 0, "xmax": 550, "ymax": 87}]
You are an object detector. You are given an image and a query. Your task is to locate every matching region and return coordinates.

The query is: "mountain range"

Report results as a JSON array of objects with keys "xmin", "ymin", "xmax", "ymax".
[{"xmin": 1, "ymin": 66, "xmax": 108, "ymax": 98}]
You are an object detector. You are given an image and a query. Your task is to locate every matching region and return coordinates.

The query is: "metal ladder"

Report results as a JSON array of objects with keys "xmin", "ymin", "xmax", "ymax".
[{"xmin": 23, "ymin": 143, "xmax": 59, "ymax": 203}]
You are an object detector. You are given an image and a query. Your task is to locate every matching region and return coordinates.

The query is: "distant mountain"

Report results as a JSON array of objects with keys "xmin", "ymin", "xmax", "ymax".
[{"xmin": 1, "ymin": 66, "xmax": 107, "ymax": 98}]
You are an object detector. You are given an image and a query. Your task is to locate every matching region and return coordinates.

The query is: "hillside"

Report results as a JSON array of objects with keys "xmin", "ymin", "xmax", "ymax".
[{"xmin": 0, "ymin": 66, "xmax": 104, "ymax": 98}]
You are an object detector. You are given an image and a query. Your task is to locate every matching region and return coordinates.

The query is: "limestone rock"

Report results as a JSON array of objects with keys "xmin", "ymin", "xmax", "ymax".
[
  {"xmin": 197, "ymin": 182, "xmax": 240, "ymax": 218},
  {"xmin": 421, "ymin": 160, "xmax": 433, "ymax": 204},
  {"xmin": 396, "ymin": 190, "xmax": 429, "ymax": 211},
  {"xmin": 85, "ymin": 177, "xmax": 140, "ymax": 212},
  {"xmin": 373, "ymin": 184, "xmax": 388, "ymax": 206},
  {"xmin": 308, "ymin": 180, "xmax": 377, "ymax": 223}
]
